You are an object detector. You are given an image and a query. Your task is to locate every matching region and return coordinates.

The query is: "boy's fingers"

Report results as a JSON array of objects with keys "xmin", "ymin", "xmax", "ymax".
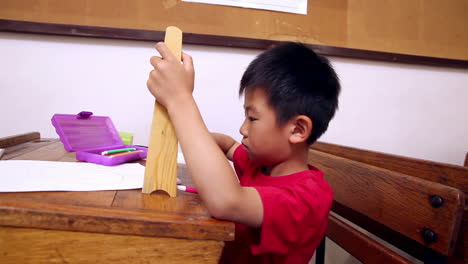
[
  {"xmin": 150, "ymin": 56, "xmax": 162, "ymax": 68},
  {"xmin": 155, "ymin": 42, "xmax": 176, "ymax": 61},
  {"xmin": 147, "ymin": 71, "xmax": 156, "ymax": 89},
  {"xmin": 148, "ymin": 69, "xmax": 157, "ymax": 80},
  {"xmin": 182, "ymin": 52, "xmax": 194, "ymax": 72}
]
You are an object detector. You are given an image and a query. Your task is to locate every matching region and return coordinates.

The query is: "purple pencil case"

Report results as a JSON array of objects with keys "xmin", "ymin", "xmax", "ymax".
[{"xmin": 51, "ymin": 111, "xmax": 147, "ymax": 166}]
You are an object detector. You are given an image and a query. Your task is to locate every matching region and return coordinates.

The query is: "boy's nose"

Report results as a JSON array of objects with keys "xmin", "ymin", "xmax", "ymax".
[{"xmin": 239, "ymin": 120, "xmax": 248, "ymax": 137}]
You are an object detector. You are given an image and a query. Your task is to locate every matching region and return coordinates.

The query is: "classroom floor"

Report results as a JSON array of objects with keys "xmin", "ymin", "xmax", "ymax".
[{"xmin": 309, "ymin": 238, "xmax": 361, "ymax": 264}]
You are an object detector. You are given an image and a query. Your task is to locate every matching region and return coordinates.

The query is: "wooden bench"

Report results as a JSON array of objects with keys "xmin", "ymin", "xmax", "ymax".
[{"xmin": 310, "ymin": 141, "xmax": 468, "ymax": 264}]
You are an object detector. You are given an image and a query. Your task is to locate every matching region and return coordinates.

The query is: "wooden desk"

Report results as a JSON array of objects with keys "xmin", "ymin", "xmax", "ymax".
[{"xmin": 0, "ymin": 134, "xmax": 234, "ymax": 263}]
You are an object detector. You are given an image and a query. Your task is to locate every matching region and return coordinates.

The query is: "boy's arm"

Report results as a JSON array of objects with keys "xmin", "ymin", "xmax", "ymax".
[
  {"xmin": 147, "ymin": 43, "xmax": 263, "ymax": 227},
  {"xmin": 211, "ymin": 132, "xmax": 240, "ymax": 161}
]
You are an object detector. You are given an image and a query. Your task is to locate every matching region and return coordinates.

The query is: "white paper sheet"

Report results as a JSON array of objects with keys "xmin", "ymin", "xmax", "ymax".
[
  {"xmin": 0, "ymin": 160, "xmax": 145, "ymax": 192},
  {"xmin": 182, "ymin": 0, "xmax": 308, "ymax": 15}
]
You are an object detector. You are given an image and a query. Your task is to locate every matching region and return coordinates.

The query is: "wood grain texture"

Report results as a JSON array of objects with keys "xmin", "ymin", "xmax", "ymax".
[
  {"xmin": 0, "ymin": 136, "xmax": 234, "ymax": 263},
  {"xmin": 0, "ymin": 190, "xmax": 116, "ymax": 208},
  {"xmin": 143, "ymin": 26, "xmax": 182, "ymax": 197},
  {"xmin": 0, "ymin": 199, "xmax": 234, "ymax": 241},
  {"xmin": 312, "ymin": 141, "xmax": 468, "ymax": 199},
  {"xmin": 0, "ymin": 226, "xmax": 224, "ymax": 264},
  {"xmin": 327, "ymin": 214, "xmax": 412, "ymax": 264},
  {"xmin": 452, "ymin": 210, "xmax": 468, "ymax": 262},
  {"xmin": 0, "ymin": 131, "xmax": 40, "ymax": 148},
  {"xmin": 0, "ymin": 138, "xmax": 59, "ymax": 160},
  {"xmin": 309, "ymin": 149, "xmax": 465, "ymax": 256},
  {"xmin": 312, "ymin": 141, "xmax": 468, "ymax": 260},
  {"xmin": 0, "ymin": 0, "xmax": 467, "ymax": 60},
  {"xmin": 1, "ymin": 19, "xmax": 468, "ymax": 69},
  {"xmin": 346, "ymin": 0, "xmax": 468, "ymax": 60},
  {"xmin": 330, "ymin": 202, "xmax": 429, "ymax": 260},
  {"xmin": 10, "ymin": 141, "xmax": 75, "ymax": 162},
  {"xmin": 312, "ymin": 142, "xmax": 468, "ymax": 262},
  {"xmin": 0, "ymin": 138, "xmax": 234, "ymax": 242}
]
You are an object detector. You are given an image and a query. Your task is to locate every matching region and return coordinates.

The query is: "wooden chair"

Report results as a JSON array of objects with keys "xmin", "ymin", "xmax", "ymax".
[{"xmin": 310, "ymin": 141, "xmax": 467, "ymax": 264}]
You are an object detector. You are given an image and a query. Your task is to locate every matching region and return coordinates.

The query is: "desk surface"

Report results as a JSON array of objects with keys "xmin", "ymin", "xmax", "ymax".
[{"xmin": 0, "ymin": 137, "xmax": 234, "ymax": 263}]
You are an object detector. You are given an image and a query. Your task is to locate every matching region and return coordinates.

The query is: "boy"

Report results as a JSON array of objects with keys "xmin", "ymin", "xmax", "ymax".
[{"xmin": 147, "ymin": 42, "xmax": 340, "ymax": 263}]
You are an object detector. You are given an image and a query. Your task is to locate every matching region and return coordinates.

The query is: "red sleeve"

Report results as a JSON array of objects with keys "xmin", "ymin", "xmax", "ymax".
[
  {"xmin": 232, "ymin": 144, "xmax": 250, "ymax": 180},
  {"xmin": 249, "ymin": 178, "xmax": 333, "ymax": 254}
]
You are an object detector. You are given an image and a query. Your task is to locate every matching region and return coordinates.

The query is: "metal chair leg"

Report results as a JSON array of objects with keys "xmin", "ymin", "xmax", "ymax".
[{"xmin": 315, "ymin": 236, "xmax": 326, "ymax": 264}]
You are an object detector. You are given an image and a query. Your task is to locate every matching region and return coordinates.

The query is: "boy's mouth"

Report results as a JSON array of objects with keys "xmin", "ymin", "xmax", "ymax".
[
  {"xmin": 242, "ymin": 144, "xmax": 253, "ymax": 159},
  {"xmin": 242, "ymin": 143, "xmax": 249, "ymax": 151}
]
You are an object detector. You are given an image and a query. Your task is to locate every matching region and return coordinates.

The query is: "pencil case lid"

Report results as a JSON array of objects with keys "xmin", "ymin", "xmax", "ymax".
[{"xmin": 51, "ymin": 111, "xmax": 123, "ymax": 152}]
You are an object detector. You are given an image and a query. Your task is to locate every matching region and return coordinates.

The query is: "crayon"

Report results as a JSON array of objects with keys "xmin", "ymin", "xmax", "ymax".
[{"xmin": 101, "ymin": 147, "xmax": 136, "ymax": 155}]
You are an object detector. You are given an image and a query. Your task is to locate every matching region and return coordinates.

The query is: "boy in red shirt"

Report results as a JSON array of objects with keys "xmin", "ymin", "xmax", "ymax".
[{"xmin": 147, "ymin": 42, "xmax": 340, "ymax": 263}]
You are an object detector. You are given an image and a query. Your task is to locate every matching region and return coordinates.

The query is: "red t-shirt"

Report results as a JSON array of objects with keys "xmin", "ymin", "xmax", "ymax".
[{"xmin": 219, "ymin": 145, "xmax": 333, "ymax": 264}]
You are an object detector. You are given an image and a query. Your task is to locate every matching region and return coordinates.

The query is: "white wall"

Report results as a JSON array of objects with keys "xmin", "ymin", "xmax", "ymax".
[{"xmin": 1, "ymin": 32, "xmax": 467, "ymax": 166}]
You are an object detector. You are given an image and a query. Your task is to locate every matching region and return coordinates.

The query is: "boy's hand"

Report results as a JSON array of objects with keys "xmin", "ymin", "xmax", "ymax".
[
  {"xmin": 211, "ymin": 133, "xmax": 240, "ymax": 161},
  {"xmin": 147, "ymin": 42, "xmax": 195, "ymax": 110}
]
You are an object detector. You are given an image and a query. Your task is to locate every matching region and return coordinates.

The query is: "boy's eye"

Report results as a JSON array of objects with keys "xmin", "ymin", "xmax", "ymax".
[{"xmin": 248, "ymin": 117, "xmax": 257, "ymax": 121}]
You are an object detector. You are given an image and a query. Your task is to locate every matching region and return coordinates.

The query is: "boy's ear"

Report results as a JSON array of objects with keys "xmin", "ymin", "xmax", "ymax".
[{"xmin": 288, "ymin": 115, "xmax": 312, "ymax": 144}]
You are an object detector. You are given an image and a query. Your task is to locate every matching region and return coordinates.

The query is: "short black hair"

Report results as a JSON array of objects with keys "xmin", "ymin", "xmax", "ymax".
[{"xmin": 240, "ymin": 42, "xmax": 340, "ymax": 145}]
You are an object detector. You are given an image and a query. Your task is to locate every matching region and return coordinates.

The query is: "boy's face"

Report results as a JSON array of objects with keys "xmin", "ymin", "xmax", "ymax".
[{"xmin": 240, "ymin": 88, "xmax": 292, "ymax": 166}]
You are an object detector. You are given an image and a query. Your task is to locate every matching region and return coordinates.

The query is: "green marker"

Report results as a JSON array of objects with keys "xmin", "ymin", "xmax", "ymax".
[{"xmin": 101, "ymin": 147, "xmax": 136, "ymax": 155}]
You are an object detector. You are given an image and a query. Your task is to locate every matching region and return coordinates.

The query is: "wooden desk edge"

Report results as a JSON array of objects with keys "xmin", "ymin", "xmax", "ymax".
[
  {"xmin": 0, "ymin": 199, "xmax": 235, "ymax": 242},
  {"xmin": 0, "ymin": 132, "xmax": 40, "ymax": 148}
]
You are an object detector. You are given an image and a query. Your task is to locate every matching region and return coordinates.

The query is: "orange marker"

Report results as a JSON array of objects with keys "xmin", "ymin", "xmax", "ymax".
[{"xmin": 108, "ymin": 150, "xmax": 143, "ymax": 157}]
